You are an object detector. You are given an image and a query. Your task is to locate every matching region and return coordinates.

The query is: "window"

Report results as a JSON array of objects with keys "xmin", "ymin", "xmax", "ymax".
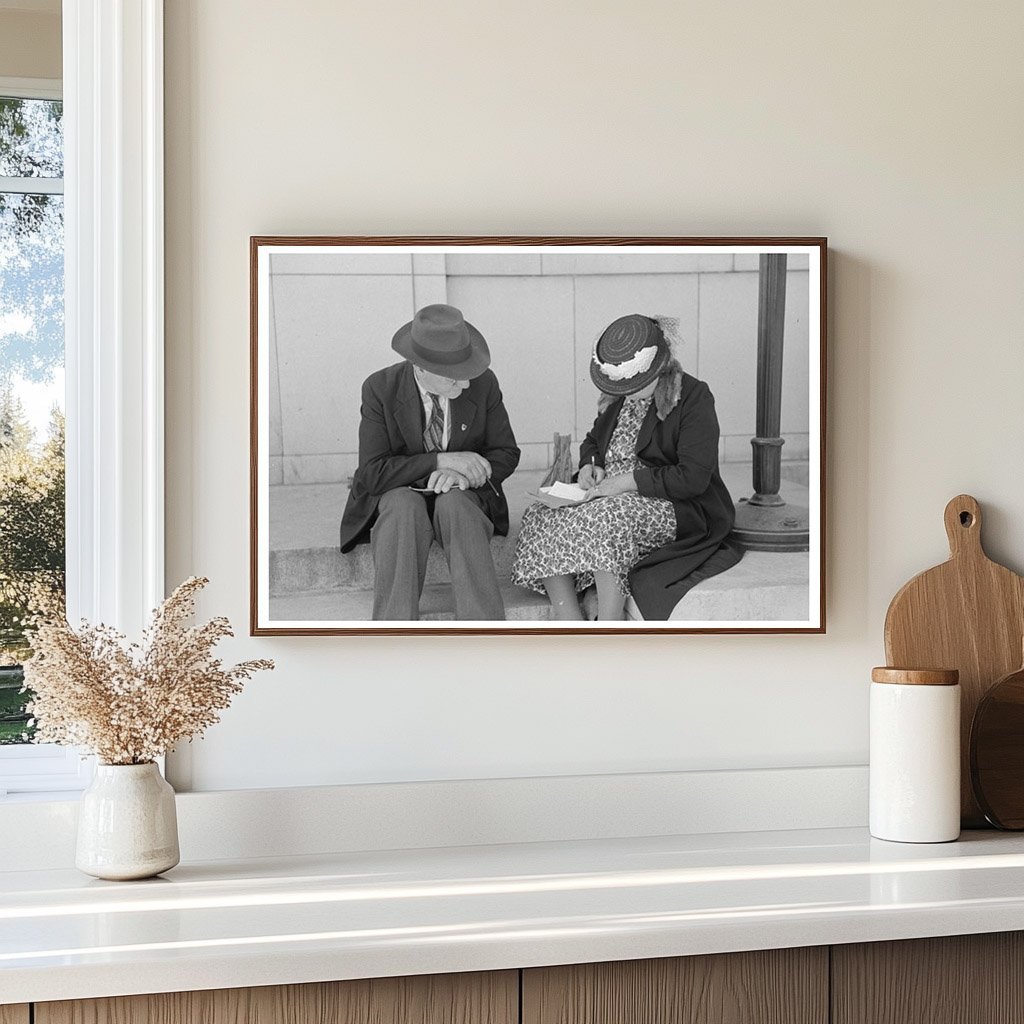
[
  {"xmin": 0, "ymin": 5, "xmax": 166, "ymax": 799},
  {"xmin": 0, "ymin": 79, "xmax": 82, "ymax": 796},
  {"xmin": 0, "ymin": 86, "xmax": 65, "ymax": 737}
]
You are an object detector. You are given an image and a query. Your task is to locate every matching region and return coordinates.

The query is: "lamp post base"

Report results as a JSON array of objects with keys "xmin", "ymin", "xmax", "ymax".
[{"xmin": 731, "ymin": 498, "xmax": 810, "ymax": 552}]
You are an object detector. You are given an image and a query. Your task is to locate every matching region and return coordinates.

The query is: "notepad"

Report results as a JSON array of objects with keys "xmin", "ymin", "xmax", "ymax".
[{"xmin": 528, "ymin": 481, "xmax": 594, "ymax": 508}]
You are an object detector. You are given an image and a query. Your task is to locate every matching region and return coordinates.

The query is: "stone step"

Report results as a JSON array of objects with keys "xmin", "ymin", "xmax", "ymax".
[
  {"xmin": 269, "ymin": 533, "xmax": 517, "ymax": 597},
  {"xmin": 267, "ymin": 464, "xmax": 813, "ymax": 618},
  {"xmin": 628, "ymin": 550, "xmax": 810, "ymax": 622},
  {"xmin": 269, "ymin": 550, "xmax": 809, "ymax": 624},
  {"xmin": 269, "ymin": 581, "xmax": 552, "ymax": 623}
]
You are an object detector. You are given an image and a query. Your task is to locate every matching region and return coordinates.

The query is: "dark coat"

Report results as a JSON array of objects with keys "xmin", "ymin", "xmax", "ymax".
[
  {"xmin": 579, "ymin": 373, "xmax": 743, "ymax": 620},
  {"xmin": 339, "ymin": 361, "xmax": 521, "ymax": 553}
]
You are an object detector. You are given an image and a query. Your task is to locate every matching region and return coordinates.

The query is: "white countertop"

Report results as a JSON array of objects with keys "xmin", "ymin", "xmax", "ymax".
[{"xmin": 4, "ymin": 826, "xmax": 1024, "ymax": 1005}]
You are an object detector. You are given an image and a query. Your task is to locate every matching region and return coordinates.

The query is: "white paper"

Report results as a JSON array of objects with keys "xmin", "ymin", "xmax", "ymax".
[{"xmin": 541, "ymin": 481, "xmax": 590, "ymax": 502}]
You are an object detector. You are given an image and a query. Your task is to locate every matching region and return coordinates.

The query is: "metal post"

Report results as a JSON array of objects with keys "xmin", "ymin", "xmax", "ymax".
[
  {"xmin": 750, "ymin": 254, "xmax": 787, "ymax": 506},
  {"xmin": 731, "ymin": 253, "xmax": 810, "ymax": 552}
]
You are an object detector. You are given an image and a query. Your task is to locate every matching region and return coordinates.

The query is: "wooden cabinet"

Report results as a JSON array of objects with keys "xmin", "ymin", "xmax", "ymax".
[
  {"xmin": 16, "ymin": 933, "xmax": 1024, "ymax": 1024},
  {"xmin": 522, "ymin": 948, "xmax": 828, "ymax": 1024},
  {"xmin": 35, "ymin": 972, "xmax": 517, "ymax": 1024},
  {"xmin": 832, "ymin": 932, "xmax": 1024, "ymax": 1024}
]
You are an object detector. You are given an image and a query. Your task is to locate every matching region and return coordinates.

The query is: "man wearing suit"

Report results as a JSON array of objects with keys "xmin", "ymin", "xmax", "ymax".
[{"xmin": 339, "ymin": 304, "xmax": 521, "ymax": 620}]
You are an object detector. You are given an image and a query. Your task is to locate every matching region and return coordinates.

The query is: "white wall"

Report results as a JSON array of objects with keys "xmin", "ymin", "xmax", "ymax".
[
  {"xmin": 0, "ymin": 8, "xmax": 61, "ymax": 80},
  {"xmin": 164, "ymin": 0, "xmax": 1024, "ymax": 791}
]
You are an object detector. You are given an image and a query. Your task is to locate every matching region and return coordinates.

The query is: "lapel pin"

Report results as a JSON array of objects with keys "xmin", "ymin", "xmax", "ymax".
[{"xmin": 460, "ymin": 423, "xmax": 467, "ymax": 431}]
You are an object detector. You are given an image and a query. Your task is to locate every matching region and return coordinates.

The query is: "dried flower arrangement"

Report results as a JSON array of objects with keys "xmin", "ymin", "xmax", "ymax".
[{"xmin": 22, "ymin": 576, "xmax": 273, "ymax": 765}]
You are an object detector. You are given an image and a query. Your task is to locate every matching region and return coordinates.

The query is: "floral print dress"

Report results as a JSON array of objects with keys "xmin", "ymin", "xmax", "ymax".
[{"xmin": 511, "ymin": 397, "xmax": 677, "ymax": 596}]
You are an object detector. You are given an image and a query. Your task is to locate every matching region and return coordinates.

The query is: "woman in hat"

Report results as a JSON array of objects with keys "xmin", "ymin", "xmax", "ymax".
[{"xmin": 511, "ymin": 314, "xmax": 742, "ymax": 621}]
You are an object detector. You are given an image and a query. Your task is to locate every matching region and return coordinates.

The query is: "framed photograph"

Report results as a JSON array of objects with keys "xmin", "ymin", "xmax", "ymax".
[{"xmin": 250, "ymin": 236, "xmax": 826, "ymax": 635}]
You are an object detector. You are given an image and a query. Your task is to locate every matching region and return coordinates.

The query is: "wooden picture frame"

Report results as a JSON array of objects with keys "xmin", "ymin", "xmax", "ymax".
[{"xmin": 251, "ymin": 236, "xmax": 827, "ymax": 635}]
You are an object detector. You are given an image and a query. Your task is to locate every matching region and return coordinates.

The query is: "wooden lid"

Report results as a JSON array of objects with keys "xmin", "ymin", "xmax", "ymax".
[{"xmin": 871, "ymin": 667, "xmax": 960, "ymax": 686}]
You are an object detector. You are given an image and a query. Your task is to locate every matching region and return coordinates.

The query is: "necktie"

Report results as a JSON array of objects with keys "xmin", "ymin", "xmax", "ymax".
[{"xmin": 423, "ymin": 393, "xmax": 445, "ymax": 452}]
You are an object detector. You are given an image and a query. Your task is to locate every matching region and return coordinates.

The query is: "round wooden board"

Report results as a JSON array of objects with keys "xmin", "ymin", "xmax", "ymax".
[{"xmin": 971, "ymin": 663, "xmax": 1024, "ymax": 829}]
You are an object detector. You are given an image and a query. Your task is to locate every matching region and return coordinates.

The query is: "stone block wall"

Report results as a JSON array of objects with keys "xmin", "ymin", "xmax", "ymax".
[{"xmin": 268, "ymin": 252, "xmax": 812, "ymax": 486}]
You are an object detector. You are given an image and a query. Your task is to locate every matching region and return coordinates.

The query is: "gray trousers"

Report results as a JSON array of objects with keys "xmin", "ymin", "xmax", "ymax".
[{"xmin": 370, "ymin": 487, "xmax": 506, "ymax": 621}]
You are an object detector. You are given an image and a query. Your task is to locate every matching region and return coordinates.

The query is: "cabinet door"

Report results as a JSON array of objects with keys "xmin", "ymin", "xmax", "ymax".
[
  {"xmin": 0, "ymin": 1007, "xmax": 29, "ymax": 1024},
  {"xmin": 523, "ymin": 949, "xmax": 828, "ymax": 1024},
  {"xmin": 36, "ymin": 971, "xmax": 517, "ymax": 1024},
  {"xmin": 832, "ymin": 932, "xmax": 1024, "ymax": 1024}
]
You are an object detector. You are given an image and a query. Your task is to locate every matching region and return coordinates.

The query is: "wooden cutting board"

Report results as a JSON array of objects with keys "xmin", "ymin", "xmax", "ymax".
[{"xmin": 884, "ymin": 494, "xmax": 1024, "ymax": 827}]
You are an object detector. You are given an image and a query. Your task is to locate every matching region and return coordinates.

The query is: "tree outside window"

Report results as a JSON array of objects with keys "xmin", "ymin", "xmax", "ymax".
[{"xmin": 0, "ymin": 94, "xmax": 65, "ymax": 744}]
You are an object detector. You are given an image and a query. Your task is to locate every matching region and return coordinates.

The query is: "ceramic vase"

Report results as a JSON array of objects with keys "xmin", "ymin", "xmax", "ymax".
[{"xmin": 76, "ymin": 762, "xmax": 180, "ymax": 880}]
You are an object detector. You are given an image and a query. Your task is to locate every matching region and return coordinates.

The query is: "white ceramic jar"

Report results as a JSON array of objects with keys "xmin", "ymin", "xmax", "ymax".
[
  {"xmin": 76, "ymin": 762, "xmax": 180, "ymax": 880},
  {"xmin": 870, "ymin": 667, "xmax": 961, "ymax": 843}
]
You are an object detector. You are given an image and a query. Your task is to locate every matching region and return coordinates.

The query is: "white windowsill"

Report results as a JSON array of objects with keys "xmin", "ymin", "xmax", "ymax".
[{"xmin": 0, "ymin": 765, "xmax": 869, "ymax": 868}]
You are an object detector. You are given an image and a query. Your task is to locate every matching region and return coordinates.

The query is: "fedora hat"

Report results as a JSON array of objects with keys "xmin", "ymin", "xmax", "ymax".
[
  {"xmin": 391, "ymin": 304, "xmax": 491, "ymax": 380},
  {"xmin": 590, "ymin": 314, "xmax": 670, "ymax": 396}
]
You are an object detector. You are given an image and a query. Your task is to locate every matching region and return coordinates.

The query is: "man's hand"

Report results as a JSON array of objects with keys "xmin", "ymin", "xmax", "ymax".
[
  {"xmin": 426, "ymin": 469, "xmax": 470, "ymax": 494},
  {"xmin": 436, "ymin": 451, "xmax": 491, "ymax": 488},
  {"xmin": 583, "ymin": 473, "xmax": 636, "ymax": 500},
  {"xmin": 577, "ymin": 463, "xmax": 607, "ymax": 490}
]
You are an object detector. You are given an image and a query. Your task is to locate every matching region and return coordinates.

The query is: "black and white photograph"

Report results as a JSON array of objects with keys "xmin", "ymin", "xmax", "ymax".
[{"xmin": 251, "ymin": 238, "xmax": 825, "ymax": 634}]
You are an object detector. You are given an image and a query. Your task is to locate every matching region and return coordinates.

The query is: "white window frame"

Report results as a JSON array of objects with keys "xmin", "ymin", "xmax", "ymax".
[
  {"xmin": 0, "ymin": 0, "xmax": 164, "ymax": 799},
  {"xmin": 0, "ymin": 76, "xmax": 63, "ymax": 191}
]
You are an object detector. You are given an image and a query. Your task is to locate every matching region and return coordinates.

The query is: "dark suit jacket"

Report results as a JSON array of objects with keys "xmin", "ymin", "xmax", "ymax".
[
  {"xmin": 340, "ymin": 361, "xmax": 521, "ymax": 552},
  {"xmin": 579, "ymin": 373, "xmax": 743, "ymax": 620}
]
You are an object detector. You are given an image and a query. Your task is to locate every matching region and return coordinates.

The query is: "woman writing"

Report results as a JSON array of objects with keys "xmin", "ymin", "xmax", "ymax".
[{"xmin": 512, "ymin": 313, "xmax": 742, "ymax": 620}]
